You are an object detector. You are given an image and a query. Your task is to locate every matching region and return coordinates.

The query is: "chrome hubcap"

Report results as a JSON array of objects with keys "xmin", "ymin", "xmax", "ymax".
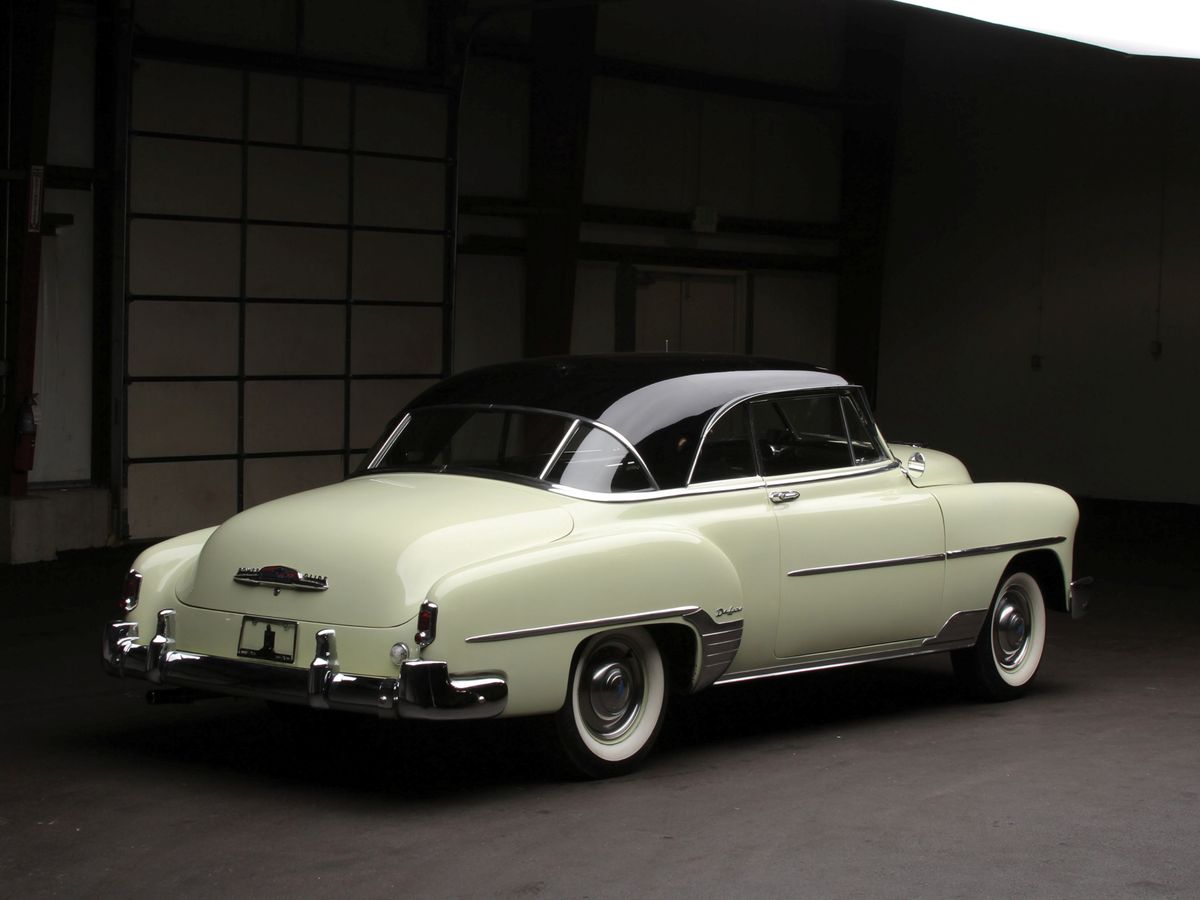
[
  {"xmin": 578, "ymin": 639, "xmax": 644, "ymax": 741},
  {"xmin": 993, "ymin": 585, "xmax": 1032, "ymax": 670}
]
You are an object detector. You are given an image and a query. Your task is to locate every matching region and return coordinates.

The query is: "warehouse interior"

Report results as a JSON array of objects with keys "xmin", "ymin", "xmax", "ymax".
[
  {"xmin": 3, "ymin": 0, "xmax": 1199, "ymax": 895},
  {"xmin": 5, "ymin": 0, "xmax": 1197, "ymax": 560}
]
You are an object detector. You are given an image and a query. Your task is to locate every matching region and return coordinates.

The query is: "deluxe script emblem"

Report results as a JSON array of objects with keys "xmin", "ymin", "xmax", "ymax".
[
  {"xmin": 715, "ymin": 605, "xmax": 743, "ymax": 618},
  {"xmin": 234, "ymin": 565, "xmax": 328, "ymax": 595}
]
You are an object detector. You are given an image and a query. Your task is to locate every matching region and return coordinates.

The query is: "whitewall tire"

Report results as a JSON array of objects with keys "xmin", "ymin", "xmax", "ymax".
[
  {"xmin": 953, "ymin": 570, "xmax": 1047, "ymax": 701},
  {"xmin": 554, "ymin": 628, "xmax": 667, "ymax": 778}
]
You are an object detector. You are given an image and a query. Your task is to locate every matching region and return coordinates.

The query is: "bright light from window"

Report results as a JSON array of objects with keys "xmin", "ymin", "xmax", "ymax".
[{"xmin": 891, "ymin": 0, "xmax": 1200, "ymax": 59}]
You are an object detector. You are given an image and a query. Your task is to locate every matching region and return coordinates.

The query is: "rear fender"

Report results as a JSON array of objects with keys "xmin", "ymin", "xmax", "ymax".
[
  {"xmin": 425, "ymin": 529, "xmax": 745, "ymax": 716},
  {"xmin": 122, "ymin": 528, "xmax": 217, "ymax": 636}
]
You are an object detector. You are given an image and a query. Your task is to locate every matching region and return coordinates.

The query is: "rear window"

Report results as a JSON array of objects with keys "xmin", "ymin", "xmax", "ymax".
[{"xmin": 367, "ymin": 407, "xmax": 653, "ymax": 493}]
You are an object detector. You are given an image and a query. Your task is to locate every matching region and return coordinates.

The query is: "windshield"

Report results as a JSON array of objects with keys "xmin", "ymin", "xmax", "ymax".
[{"xmin": 365, "ymin": 406, "xmax": 654, "ymax": 494}]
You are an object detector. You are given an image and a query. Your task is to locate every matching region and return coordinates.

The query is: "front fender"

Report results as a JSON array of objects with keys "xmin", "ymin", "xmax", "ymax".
[
  {"xmin": 931, "ymin": 483, "xmax": 1078, "ymax": 616},
  {"xmin": 425, "ymin": 528, "xmax": 746, "ymax": 716}
]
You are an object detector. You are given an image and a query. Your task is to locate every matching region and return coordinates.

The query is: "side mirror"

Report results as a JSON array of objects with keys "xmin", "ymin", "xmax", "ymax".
[{"xmin": 907, "ymin": 451, "xmax": 926, "ymax": 478}]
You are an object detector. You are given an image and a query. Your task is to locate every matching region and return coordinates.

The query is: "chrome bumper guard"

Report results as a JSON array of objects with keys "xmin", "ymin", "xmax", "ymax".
[{"xmin": 103, "ymin": 610, "xmax": 507, "ymax": 721}]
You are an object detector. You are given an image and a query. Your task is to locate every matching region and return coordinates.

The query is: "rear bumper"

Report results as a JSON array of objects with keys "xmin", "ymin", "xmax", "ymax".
[{"xmin": 103, "ymin": 610, "xmax": 507, "ymax": 721}]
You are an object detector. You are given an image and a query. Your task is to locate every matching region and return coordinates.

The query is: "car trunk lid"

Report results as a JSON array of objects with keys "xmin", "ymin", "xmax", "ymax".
[{"xmin": 181, "ymin": 473, "xmax": 574, "ymax": 628}]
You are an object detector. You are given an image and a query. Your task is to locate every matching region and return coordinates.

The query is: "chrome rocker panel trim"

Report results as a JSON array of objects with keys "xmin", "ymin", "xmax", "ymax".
[
  {"xmin": 715, "ymin": 608, "xmax": 986, "ymax": 686},
  {"xmin": 103, "ymin": 612, "xmax": 507, "ymax": 721}
]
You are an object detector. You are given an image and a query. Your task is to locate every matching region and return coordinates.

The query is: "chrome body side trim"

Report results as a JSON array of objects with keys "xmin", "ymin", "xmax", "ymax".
[
  {"xmin": 682, "ymin": 609, "xmax": 744, "ymax": 692},
  {"xmin": 786, "ymin": 536, "xmax": 1067, "ymax": 578},
  {"xmin": 465, "ymin": 605, "xmax": 701, "ymax": 644},
  {"xmin": 944, "ymin": 536, "xmax": 1067, "ymax": 559},
  {"xmin": 716, "ymin": 643, "xmax": 947, "ymax": 684},
  {"xmin": 716, "ymin": 607, "xmax": 993, "ymax": 686},
  {"xmin": 103, "ymin": 618, "xmax": 507, "ymax": 721},
  {"xmin": 921, "ymin": 609, "xmax": 988, "ymax": 646},
  {"xmin": 788, "ymin": 552, "xmax": 945, "ymax": 578}
]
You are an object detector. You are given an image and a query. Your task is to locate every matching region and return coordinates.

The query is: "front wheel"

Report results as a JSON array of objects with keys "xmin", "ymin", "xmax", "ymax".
[
  {"xmin": 554, "ymin": 628, "xmax": 667, "ymax": 778},
  {"xmin": 952, "ymin": 569, "xmax": 1047, "ymax": 701}
]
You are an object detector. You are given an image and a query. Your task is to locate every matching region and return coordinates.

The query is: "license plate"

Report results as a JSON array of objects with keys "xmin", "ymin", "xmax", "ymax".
[{"xmin": 238, "ymin": 616, "xmax": 298, "ymax": 664}]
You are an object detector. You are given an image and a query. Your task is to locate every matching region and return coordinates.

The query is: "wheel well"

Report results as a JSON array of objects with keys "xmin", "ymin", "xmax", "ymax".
[
  {"xmin": 645, "ymin": 624, "xmax": 698, "ymax": 694},
  {"xmin": 1007, "ymin": 549, "xmax": 1067, "ymax": 613}
]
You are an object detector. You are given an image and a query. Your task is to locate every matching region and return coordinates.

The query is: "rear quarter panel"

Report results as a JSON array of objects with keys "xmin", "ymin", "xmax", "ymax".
[{"xmin": 426, "ymin": 487, "xmax": 778, "ymax": 717}]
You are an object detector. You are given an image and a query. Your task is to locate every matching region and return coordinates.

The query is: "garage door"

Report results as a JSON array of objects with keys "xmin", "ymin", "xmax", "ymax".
[{"xmin": 124, "ymin": 58, "xmax": 451, "ymax": 539}]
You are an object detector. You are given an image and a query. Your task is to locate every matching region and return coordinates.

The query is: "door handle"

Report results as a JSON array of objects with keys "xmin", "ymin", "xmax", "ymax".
[{"xmin": 769, "ymin": 490, "xmax": 800, "ymax": 504}]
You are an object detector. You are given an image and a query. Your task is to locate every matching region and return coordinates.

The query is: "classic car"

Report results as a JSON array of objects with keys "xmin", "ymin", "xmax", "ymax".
[{"xmin": 104, "ymin": 354, "xmax": 1085, "ymax": 777}]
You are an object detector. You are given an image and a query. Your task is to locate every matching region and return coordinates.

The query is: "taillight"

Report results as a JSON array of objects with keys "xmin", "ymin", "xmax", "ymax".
[
  {"xmin": 121, "ymin": 570, "xmax": 142, "ymax": 613},
  {"xmin": 415, "ymin": 600, "xmax": 438, "ymax": 647}
]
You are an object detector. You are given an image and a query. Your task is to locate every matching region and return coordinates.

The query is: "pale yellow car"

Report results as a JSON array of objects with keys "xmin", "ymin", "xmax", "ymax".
[{"xmin": 104, "ymin": 355, "xmax": 1086, "ymax": 777}]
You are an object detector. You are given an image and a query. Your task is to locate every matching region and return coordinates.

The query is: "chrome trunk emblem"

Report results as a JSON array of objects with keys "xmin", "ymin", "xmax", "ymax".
[{"xmin": 234, "ymin": 565, "xmax": 328, "ymax": 595}]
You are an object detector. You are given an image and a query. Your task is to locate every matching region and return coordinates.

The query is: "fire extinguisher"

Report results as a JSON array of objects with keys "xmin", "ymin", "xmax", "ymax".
[{"xmin": 13, "ymin": 394, "xmax": 38, "ymax": 472}]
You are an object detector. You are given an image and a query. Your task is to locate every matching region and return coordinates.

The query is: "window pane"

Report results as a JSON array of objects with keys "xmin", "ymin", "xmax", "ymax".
[
  {"xmin": 692, "ymin": 404, "xmax": 756, "ymax": 483},
  {"xmin": 841, "ymin": 395, "xmax": 885, "ymax": 465},
  {"xmin": 752, "ymin": 394, "xmax": 851, "ymax": 476},
  {"xmin": 375, "ymin": 408, "xmax": 573, "ymax": 479},
  {"xmin": 548, "ymin": 425, "xmax": 652, "ymax": 493}
]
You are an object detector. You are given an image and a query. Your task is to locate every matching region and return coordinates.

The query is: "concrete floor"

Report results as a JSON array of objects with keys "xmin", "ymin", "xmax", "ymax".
[{"xmin": 2, "ymin": 500, "xmax": 1198, "ymax": 898}]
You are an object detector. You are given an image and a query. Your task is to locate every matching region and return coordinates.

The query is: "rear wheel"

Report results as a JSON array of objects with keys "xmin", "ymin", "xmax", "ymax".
[
  {"xmin": 953, "ymin": 569, "xmax": 1046, "ymax": 701},
  {"xmin": 554, "ymin": 628, "xmax": 667, "ymax": 778}
]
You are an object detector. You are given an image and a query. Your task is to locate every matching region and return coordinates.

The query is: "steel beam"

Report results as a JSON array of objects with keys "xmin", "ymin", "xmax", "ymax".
[
  {"xmin": 835, "ymin": 1, "xmax": 907, "ymax": 403},
  {"xmin": 522, "ymin": 3, "xmax": 598, "ymax": 358},
  {"xmin": 3, "ymin": 0, "xmax": 57, "ymax": 497}
]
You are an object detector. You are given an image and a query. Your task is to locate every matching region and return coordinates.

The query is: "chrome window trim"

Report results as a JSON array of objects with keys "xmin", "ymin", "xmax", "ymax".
[
  {"xmin": 686, "ymin": 385, "xmax": 888, "ymax": 487},
  {"xmin": 367, "ymin": 413, "xmax": 411, "ymax": 469},
  {"xmin": 764, "ymin": 457, "xmax": 901, "ymax": 489},
  {"xmin": 363, "ymin": 404, "xmax": 659, "ymax": 493},
  {"xmin": 548, "ymin": 475, "xmax": 766, "ymax": 504},
  {"xmin": 546, "ymin": 458, "xmax": 903, "ymax": 504},
  {"xmin": 465, "ymin": 605, "xmax": 700, "ymax": 644},
  {"xmin": 365, "ymin": 397, "xmax": 904, "ymax": 504},
  {"xmin": 785, "ymin": 536, "xmax": 1067, "ymax": 578},
  {"xmin": 538, "ymin": 418, "xmax": 581, "ymax": 481}
]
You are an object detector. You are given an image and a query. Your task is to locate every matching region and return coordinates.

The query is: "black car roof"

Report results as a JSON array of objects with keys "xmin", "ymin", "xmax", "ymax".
[{"xmin": 403, "ymin": 354, "xmax": 848, "ymax": 489}]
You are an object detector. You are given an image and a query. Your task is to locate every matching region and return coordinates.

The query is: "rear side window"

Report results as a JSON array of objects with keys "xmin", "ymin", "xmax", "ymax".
[
  {"xmin": 691, "ymin": 403, "xmax": 756, "ymax": 483},
  {"xmin": 545, "ymin": 425, "xmax": 653, "ymax": 493}
]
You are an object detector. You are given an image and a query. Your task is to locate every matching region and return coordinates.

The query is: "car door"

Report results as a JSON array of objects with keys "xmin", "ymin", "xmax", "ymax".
[{"xmin": 752, "ymin": 391, "xmax": 947, "ymax": 659}]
